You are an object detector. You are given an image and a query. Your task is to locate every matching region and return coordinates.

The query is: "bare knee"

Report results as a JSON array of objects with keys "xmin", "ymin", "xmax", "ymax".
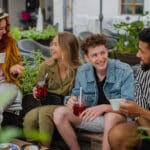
[
  {"xmin": 53, "ymin": 106, "xmax": 71, "ymax": 126},
  {"xmin": 105, "ymin": 112, "xmax": 125, "ymax": 124},
  {"xmin": 108, "ymin": 122, "xmax": 140, "ymax": 150}
]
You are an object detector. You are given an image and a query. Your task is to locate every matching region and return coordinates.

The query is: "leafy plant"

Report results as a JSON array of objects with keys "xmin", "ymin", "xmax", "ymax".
[
  {"xmin": 10, "ymin": 27, "xmax": 21, "ymax": 42},
  {"xmin": 113, "ymin": 12, "xmax": 150, "ymax": 54},
  {"xmin": 21, "ymin": 51, "xmax": 44, "ymax": 96},
  {"xmin": 20, "ymin": 25, "xmax": 57, "ymax": 41},
  {"xmin": 0, "ymin": 127, "xmax": 22, "ymax": 143},
  {"xmin": 138, "ymin": 126, "xmax": 150, "ymax": 140},
  {"xmin": 113, "ymin": 20, "xmax": 144, "ymax": 54}
]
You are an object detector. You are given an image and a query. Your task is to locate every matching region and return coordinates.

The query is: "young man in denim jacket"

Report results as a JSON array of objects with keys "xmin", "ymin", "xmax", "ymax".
[{"xmin": 53, "ymin": 34, "xmax": 135, "ymax": 150}]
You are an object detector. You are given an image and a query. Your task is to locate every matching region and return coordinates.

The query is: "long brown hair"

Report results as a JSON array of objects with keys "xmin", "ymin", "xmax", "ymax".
[
  {"xmin": 0, "ymin": 16, "xmax": 10, "ymax": 50},
  {"xmin": 57, "ymin": 32, "xmax": 82, "ymax": 76}
]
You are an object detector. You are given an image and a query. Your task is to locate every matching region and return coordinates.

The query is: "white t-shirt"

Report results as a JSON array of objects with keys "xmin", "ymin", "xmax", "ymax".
[{"xmin": 0, "ymin": 66, "xmax": 5, "ymax": 83}]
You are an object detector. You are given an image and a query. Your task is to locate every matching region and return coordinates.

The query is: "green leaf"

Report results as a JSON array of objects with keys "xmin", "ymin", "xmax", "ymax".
[
  {"xmin": 21, "ymin": 25, "xmax": 57, "ymax": 40},
  {"xmin": 0, "ymin": 127, "xmax": 22, "ymax": 143},
  {"xmin": 113, "ymin": 15, "xmax": 149, "ymax": 54},
  {"xmin": 21, "ymin": 51, "xmax": 44, "ymax": 95},
  {"xmin": 24, "ymin": 129, "xmax": 51, "ymax": 142}
]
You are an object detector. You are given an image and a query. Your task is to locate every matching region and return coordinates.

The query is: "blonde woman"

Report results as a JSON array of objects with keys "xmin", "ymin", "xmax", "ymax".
[{"xmin": 23, "ymin": 32, "xmax": 81, "ymax": 147}]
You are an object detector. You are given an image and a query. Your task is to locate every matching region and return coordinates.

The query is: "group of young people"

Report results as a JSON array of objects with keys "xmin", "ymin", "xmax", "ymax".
[{"xmin": 0, "ymin": 8, "xmax": 149, "ymax": 150}]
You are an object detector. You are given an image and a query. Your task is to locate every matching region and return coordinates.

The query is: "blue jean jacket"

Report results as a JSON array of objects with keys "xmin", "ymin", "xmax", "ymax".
[{"xmin": 71, "ymin": 59, "xmax": 135, "ymax": 107}]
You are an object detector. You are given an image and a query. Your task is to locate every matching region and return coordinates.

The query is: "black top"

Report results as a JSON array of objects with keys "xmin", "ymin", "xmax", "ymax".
[{"xmin": 94, "ymin": 68, "xmax": 110, "ymax": 105}]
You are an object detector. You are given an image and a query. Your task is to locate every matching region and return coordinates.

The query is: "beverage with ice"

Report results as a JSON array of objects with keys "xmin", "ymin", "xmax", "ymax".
[
  {"xmin": 73, "ymin": 87, "xmax": 87, "ymax": 116},
  {"xmin": 73, "ymin": 103, "xmax": 87, "ymax": 116},
  {"xmin": 36, "ymin": 81, "xmax": 48, "ymax": 100},
  {"xmin": 36, "ymin": 73, "xmax": 48, "ymax": 100}
]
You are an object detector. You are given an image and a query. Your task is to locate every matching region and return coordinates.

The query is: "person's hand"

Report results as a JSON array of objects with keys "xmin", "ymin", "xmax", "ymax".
[
  {"xmin": 80, "ymin": 105, "xmax": 109, "ymax": 122},
  {"xmin": 10, "ymin": 64, "xmax": 24, "ymax": 75},
  {"xmin": 119, "ymin": 100, "xmax": 141, "ymax": 117},
  {"xmin": 66, "ymin": 96, "xmax": 77, "ymax": 109}
]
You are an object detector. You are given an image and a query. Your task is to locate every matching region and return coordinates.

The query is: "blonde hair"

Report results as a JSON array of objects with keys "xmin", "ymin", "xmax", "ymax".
[{"xmin": 57, "ymin": 32, "xmax": 82, "ymax": 76}]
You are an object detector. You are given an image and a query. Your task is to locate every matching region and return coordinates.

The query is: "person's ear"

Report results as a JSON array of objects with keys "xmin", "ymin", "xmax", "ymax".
[{"xmin": 84, "ymin": 54, "xmax": 89, "ymax": 63}]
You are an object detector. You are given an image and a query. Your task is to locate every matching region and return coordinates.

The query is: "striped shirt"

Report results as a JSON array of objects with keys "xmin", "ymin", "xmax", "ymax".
[{"xmin": 135, "ymin": 68, "xmax": 150, "ymax": 110}]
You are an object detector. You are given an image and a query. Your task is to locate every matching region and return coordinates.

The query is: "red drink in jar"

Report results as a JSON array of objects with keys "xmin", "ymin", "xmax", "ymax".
[
  {"xmin": 36, "ymin": 81, "xmax": 48, "ymax": 100},
  {"xmin": 73, "ymin": 103, "xmax": 87, "ymax": 116}
]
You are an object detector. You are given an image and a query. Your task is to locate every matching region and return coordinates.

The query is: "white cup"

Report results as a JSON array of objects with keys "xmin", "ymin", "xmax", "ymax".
[
  {"xmin": 0, "ymin": 53, "xmax": 5, "ymax": 64},
  {"xmin": 23, "ymin": 145, "xmax": 39, "ymax": 150},
  {"xmin": 109, "ymin": 98, "xmax": 122, "ymax": 111}
]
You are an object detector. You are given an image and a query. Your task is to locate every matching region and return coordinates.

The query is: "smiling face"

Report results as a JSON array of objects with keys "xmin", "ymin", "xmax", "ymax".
[
  {"xmin": 136, "ymin": 41, "xmax": 150, "ymax": 70},
  {"xmin": 85, "ymin": 45, "xmax": 108, "ymax": 72},
  {"xmin": 0, "ymin": 19, "xmax": 7, "ymax": 40},
  {"xmin": 50, "ymin": 35, "xmax": 62, "ymax": 61}
]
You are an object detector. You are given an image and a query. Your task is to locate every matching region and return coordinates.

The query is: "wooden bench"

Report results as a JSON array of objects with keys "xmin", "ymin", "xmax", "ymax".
[
  {"xmin": 51, "ymin": 130, "xmax": 103, "ymax": 150},
  {"xmin": 11, "ymin": 139, "xmax": 48, "ymax": 150},
  {"xmin": 77, "ymin": 131, "xmax": 103, "ymax": 150}
]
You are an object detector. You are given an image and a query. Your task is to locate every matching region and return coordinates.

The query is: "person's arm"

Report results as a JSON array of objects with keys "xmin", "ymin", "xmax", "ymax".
[
  {"xmin": 119, "ymin": 100, "xmax": 150, "ymax": 120},
  {"xmin": 121, "ymin": 66, "xmax": 135, "ymax": 100},
  {"xmin": 138, "ymin": 114, "xmax": 150, "ymax": 136},
  {"xmin": 71, "ymin": 68, "xmax": 82, "ymax": 96},
  {"xmin": 9, "ymin": 38, "xmax": 23, "ymax": 76},
  {"xmin": 63, "ymin": 68, "xmax": 81, "ymax": 106},
  {"xmin": 137, "ymin": 108, "xmax": 150, "ymax": 136},
  {"xmin": 80, "ymin": 104, "xmax": 112, "ymax": 122},
  {"xmin": 138, "ymin": 107, "xmax": 150, "ymax": 121}
]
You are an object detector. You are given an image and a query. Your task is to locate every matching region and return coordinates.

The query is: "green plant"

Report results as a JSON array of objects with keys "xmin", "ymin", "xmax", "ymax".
[
  {"xmin": 138, "ymin": 126, "xmax": 150, "ymax": 140},
  {"xmin": 20, "ymin": 25, "xmax": 57, "ymax": 41},
  {"xmin": 10, "ymin": 27, "xmax": 21, "ymax": 42},
  {"xmin": 113, "ymin": 20, "xmax": 144, "ymax": 54},
  {"xmin": 21, "ymin": 51, "xmax": 44, "ymax": 96},
  {"xmin": 0, "ymin": 90, "xmax": 50, "ymax": 143},
  {"xmin": 113, "ymin": 12, "xmax": 150, "ymax": 54}
]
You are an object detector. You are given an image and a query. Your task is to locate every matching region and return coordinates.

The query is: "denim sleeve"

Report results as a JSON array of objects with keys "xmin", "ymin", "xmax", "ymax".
[
  {"xmin": 71, "ymin": 69, "xmax": 82, "ymax": 96},
  {"xmin": 64, "ymin": 69, "xmax": 81, "ymax": 105},
  {"xmin": 121, "ymin": 68, "xmax": 135, "ymax": 100}
]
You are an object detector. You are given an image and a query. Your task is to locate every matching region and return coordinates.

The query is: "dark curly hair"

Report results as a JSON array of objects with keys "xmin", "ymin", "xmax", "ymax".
[
  {"xmin": 81, "ymin": 34, "xmax": 107, "ymax": 55},
  {"xmin": 139, "ymin": 28, "xmax": 150, "ymax": 48}
]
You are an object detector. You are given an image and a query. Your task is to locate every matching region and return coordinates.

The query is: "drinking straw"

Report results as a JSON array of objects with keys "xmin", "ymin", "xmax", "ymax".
[
  {"xmin": 44, "ymin": 73, "xmax": 48, "ymax": 83},
  {"xmin": 79, "ymin": 87, "xmax": 82, "ymax": 105}
]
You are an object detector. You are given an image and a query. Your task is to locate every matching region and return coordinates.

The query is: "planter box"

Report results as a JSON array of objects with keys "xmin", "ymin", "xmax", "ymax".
[
  {"xmin": 114, "ymin": 52, "xmax": 140, "ymax": 66},
  {"xmin": 36, "ymin": 39, "xmax": 51, "ymax": 46}
]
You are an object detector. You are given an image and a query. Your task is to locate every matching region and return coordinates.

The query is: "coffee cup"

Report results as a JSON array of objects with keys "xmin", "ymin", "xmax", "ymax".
[
  {"xmin": 109, "ymin": 98, "xmax": 122, "ymax": 111},
  {"xmin": 21, "ymin": 144, "xmax": 40, "ymax": 150}
]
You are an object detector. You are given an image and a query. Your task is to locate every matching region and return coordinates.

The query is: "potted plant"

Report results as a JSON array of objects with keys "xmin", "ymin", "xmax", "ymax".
[
  {"xmin": 112, "ymin": 20, "xmax": 144, "ymax": 66},
  {"xmin": 21, "ymin": 51, "xmax": 44, "ymax": 116},
  {"xmin": 10, "ymin": 25, "xmax": 57, "ymax": 46},
  {"xmin": 20, "ymin": 25, "xmax": 57, "ymax": 45},
  {"xmin": 10, "ymin": 27, "xmax": 21, "ymax": 42}
]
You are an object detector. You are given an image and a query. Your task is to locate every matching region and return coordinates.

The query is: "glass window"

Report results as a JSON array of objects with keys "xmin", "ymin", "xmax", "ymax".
[
  {"xmin": 122, "ymin": 6, "xmax": 132, "ymax": 14},
  {"xmin": 136, "ymin": 6, "xmax": 143, "ymax": 14},
  {"xmin": 121, "ymin": 0, "xmax": 144, "ymax": 15},
  {"xmin": 122, "ymin": 0, "xmax": 132, "ymax": 3},
  {"xmin": 136, "ymin": 0, "xmax": 143, "ymax": 3}
]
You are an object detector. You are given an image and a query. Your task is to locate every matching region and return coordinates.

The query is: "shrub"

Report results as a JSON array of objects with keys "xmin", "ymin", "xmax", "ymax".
[{"xmin": 21, "ymin": 51, "xmax": 44, "ymax": 96}]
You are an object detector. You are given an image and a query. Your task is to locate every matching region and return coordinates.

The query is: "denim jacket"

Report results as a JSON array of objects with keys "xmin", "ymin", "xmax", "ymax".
[{"xmin": 71, "ymin": 59, "xmax": 135, "ymax": 107}]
